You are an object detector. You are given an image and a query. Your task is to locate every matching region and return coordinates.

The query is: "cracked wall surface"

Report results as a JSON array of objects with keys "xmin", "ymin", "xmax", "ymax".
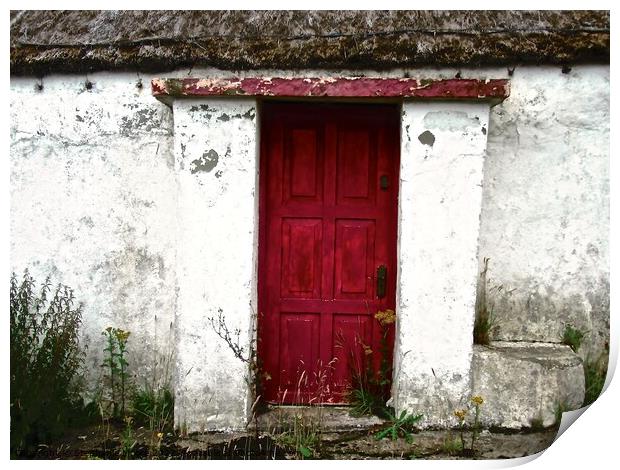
[
  {"xmin": 10, "ymin": 72, "xmax": 177, "ymax": 394},
  {"xmin": 479, "ymin": 66, "xmax": 610, "ymax": 361},
  {"xmin": 172, "ymin": 98, "xmax": 259, "ymax": 431}
]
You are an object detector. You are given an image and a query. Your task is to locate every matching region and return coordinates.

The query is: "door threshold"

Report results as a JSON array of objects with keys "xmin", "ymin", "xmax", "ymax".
[{"xmin": 249, "ymin": 405, "xmax": 384, "ymax": 433}]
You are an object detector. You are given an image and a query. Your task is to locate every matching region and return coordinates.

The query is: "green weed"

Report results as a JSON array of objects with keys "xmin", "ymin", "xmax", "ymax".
[
  {"xmin": 101, "ymin": 327, "xmax": 131, "ymax": 419},
  {"xmin": 562, "ymin": 324, "xmax": 585, "ymax": 353},
  {"xmin": 119, "ymin": 416, "xmax": 137, "ymax": 459},
  {"xmin": 10, "ymin": 270, "xmax": 87, "ymax": 457},
  {"xmin": 346, "ymin": 309, "xmax": 395, "ymax": 419},
  {"xmin": 374, "ymin": 409, "xmax": 423, "ymax": 443},
  {"xmin": 583, "ymin": 353, "xmax": 608, "ymax": 406},
  {"xmin": 474, "ymin": 258, "xmax": 496, "ymax": 345}
]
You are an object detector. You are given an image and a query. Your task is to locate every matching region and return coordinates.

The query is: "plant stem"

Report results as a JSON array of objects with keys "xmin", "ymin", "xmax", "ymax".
[{"xmin": 471, "ymin": 405, "xmax": 480, "ymax": 451}]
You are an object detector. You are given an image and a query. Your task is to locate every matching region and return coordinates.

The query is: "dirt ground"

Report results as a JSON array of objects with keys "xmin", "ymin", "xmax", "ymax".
[{"xmin": 21, "ymin": 410, "xmax": 559, "ymax": 460}]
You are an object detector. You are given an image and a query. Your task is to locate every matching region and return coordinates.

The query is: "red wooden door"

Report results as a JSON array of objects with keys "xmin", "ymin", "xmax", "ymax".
[{"xmin": 258, "ymin": 102, "xmax": 400, "ymax": 404}]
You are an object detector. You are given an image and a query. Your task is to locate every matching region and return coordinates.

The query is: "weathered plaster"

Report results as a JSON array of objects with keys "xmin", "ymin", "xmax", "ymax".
[
  {"xmin": 394, "ymin": 101, "xmax": 489, "ymax": 427},
  {"xmin": 172, "ymin": 98, "xmax": 259, "ymax": 431},
  {"xmin": 151, "ymin": 77, "xmax": 509, "ymax": 102},
  {"xmin": 479, "ymin": 66, "xmax": 610, "ymax": 360},
  {"xmin": 472, "ymin": 342, "xmax": 585, "ymax": 428},
  {"xmin": 10, "ymin": 73, "xmax": 177, "ymax": 390}
]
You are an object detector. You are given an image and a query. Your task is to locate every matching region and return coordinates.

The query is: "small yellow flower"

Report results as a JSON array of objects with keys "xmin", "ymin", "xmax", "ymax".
[
  {"xmin": 471, "ymin": 395, "xmax": 484, "ymax": 406},
  {"xmin": 114, "ymin": 329, "xmax": 131, "ymax": 343},
  {"xmin": 453, "ymin": 409, "xmax": 468, "ymax": 421},
  {"xmin": 375, "ymin": 309, "xmax": 396, "ymax": 326},
  {"xmin": 157, "ymin": 432, "xmax": 164, "ymax": 439}
]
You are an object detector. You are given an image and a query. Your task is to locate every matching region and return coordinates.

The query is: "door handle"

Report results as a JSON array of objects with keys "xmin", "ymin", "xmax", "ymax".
[{"xmin": 376, "ymin": 265, "xmax": 387, "ymax": 299}]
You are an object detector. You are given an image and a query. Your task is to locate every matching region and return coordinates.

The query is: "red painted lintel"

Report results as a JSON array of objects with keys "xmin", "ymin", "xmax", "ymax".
[{"xmin": 151, "ymin": 77, "xmax": 510, "ymax": 101}]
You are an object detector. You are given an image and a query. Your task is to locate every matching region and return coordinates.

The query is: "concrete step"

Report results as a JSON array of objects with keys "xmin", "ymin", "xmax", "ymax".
[{"xmin": 472, "ymin": 341, "xmax": 585, "ymax": 429}]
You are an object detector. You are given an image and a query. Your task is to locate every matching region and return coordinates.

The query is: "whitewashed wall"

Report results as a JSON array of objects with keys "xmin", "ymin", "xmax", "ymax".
[
  {"xmin": 10, "ymin": 73, "xmax": 178, "ymax": 395},
  {"xmin": 10, "ymin": 65, "xmax": 609, "ymax": 430},
  {"xmin": 395, "ymin": 102, "xmax": 489, "ymax": 426},
  {"xmin": 172, "ymin": 98, "xmax": 259, "ymax": 431},
  {"xmin": 480, "ymin": 66, "xmax": 610, "ymax": 360}
]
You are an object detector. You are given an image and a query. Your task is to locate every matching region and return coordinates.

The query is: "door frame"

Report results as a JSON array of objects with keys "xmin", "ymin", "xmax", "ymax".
[{"xmin": 256, "ymin": 100, "xmax": 402, "ymax": 405}]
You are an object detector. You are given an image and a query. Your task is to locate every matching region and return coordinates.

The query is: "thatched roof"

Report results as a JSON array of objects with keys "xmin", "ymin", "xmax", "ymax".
[{"xmin": 10, "ymin": 10, "xmax": 610, "ymax": 76}]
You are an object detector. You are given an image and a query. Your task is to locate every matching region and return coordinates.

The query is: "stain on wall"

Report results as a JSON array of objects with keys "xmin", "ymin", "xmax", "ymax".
[
  {"xmin": 479, "ymin": 66, "xmax": 609, "ymax": 359},
  {"xmin": 417, "ymin": 130, "xmax": 435, "ymax": 147},
  {"xmin": 10, "ymin": 71, "xmax": 177, "ymax": 392},
  {"xmin": 190, "ymin": 149, "xmax": 219, "ymax": 174}
]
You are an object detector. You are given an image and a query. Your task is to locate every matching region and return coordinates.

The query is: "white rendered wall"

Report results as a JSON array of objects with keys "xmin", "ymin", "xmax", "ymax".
[
  {"xmin": 10, "ymin": 73, "xmax": 177, "ymax": 394},
  {"xmin": 395, "ymin": 102, "xmax": 490, "ymax": 426},
  {"xmin": 172, "ymin": 99, "xmax": 259, "ymax": 431},
  {"xmin": 479, "ymin": 66, "xmax": 610, "ymax": 360}
]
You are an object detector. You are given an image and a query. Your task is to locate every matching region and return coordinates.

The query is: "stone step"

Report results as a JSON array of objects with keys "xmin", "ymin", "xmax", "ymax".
[
  {"xmin": 472, "ymin": 341, "xmax": 585, "ymax": 429},
  {"xmin": 250, "ymin": 406, "xmax": 384, "ymax": 433}
]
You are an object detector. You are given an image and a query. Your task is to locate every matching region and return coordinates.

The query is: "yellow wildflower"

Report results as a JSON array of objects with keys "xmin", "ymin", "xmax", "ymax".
[
  {"xmin": 114, "ymin": 329, "xmax": 131, "ymax": 343},
  {"xmin": 157, "ymin": 432, "xmax": 164, "ymax": 439},
  {"xmin": 453, "ymin": 409, "xmax": 468, "ymax": 421},
  {"xmin": 471, "ymin": 395, "xmax": 484, "ymax": 406},
  {"xmin": 375, "ymin": 309, "xmax": 396, "ymax": 326}
]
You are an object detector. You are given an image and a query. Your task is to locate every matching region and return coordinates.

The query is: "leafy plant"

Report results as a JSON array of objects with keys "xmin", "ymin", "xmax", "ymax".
[
  {"xmin": 529, "ymin": 415, "xmax": 545, "ymax": 431},
  {"xmin": 349, "ymin": 387, "xmax": 387, "ymax": 418},
  {"xmin": 473, "ymin": 309, "xmax": 495, "ymax": 346},
  {"xmin": 470, "ymin": 396, "xmax": 483, "ymax": 450},
  {"xmin": 119, "ymin": 416, "xmax": 136, "ymax": 459},
  {"xmin": 10, "ymin": 270, "xmax": 86, "ymax": 457},
  {"xmin": 132, "ymin": 386, "xmax": 174, "ymax": 429},
  {"xmin": 453, "ymin": 408, "xmax": 468, "ymax": 451},
  {"xmin": 452, "ymin": 395, "xmax": 485, "ymax": 455},
  {"xmin": 277, "ymin": 413, "xmax": 321, "ymax": 459},
  {"xmin": 347, "ymin": 309, "xmax": 395, "ymax": 419},
  {"xmin": 474, "ymin": 258, "xmax": 496, "ymax": 345},
  {"xmin": 562, "ymin": 324, "xmax": 585, "ymax": 353},
  {"xmin": 441, "ymin": 433, "xmax": 463, "ymax": 455},
  {"xmin": 374, "ymin": 409, "xmax": 423, "ymax": 443},
  {"xmin": 101, "ymin": 327, "xmax": 131, "ymax": 419},
  {"xmin": 583, "ymin": 352, "xmax": 608, "ymax": 406},
  {"xmin": 132, "ymin": 385, "xmax": 174, "ymax": 457}
]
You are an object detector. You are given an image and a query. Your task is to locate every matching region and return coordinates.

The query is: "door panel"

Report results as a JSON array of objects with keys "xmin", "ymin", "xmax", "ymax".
[
  {"xmin": 336, "ymin": 127, "xmax": 375, "ymax": 204},
  {"xmin": 334, "ymin": 219, "xmax": 376, "ymax": 299},
  {"xmin": 259, "ymin": 103, "xmax": 399, "ymax": 404},
  {"xmin": 284, "ymin": 126, "xmax": 323, "ymax": 203},
  {"xmin": 280, "ymin": 218, "xmax": 323, "ymax": 299}
]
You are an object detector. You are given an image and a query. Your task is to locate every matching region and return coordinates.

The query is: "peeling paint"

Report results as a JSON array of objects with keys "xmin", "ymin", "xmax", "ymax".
[
  {"xmin": 172, "ymin": 98, "xmax": 258, "ymax": 432},
  {"xmin": 190, "ymin": 149, "xmax": 219, "ymax": 174},
  {"xmin": 418, "ymin": 130, "xmax": 435, "ymax": 147},
  {"xmin": 152, "ymin": 77, "xmax": 510, "ymax": 101}
]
